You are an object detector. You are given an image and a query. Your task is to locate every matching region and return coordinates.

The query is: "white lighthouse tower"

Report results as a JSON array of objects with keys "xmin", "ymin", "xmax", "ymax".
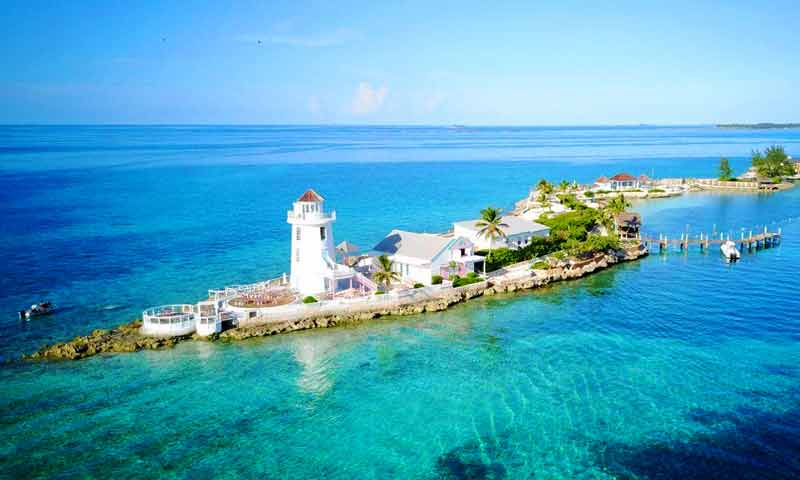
[{"xmin": 287, "ymin": 189, "xmax": 346, "ymax": 296}]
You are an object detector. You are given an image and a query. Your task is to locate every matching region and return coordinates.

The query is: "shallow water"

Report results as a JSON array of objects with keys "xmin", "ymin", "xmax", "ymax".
[{"xmin": 1, "ymin": 126, "xmax": 800, "ymax": 478}]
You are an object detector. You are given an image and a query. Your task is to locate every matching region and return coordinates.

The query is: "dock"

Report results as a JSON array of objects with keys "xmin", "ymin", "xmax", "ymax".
[{"xmin": 642, "ymin": 227, "xmax": 782, "ymax": 252}]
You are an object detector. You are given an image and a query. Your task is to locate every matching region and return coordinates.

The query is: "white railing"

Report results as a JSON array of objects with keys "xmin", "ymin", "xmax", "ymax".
[
  {"xmin": 141, "ymin": 304, "xmax": 197, "ymax": 336},
  {"xmin": 287, "ymin": 210, "xmax": 336, "ymax": 222},
  {"xmin": 233, "ymin": 281, "xmax": 488, "ymax": 328},
  {"xmin": 208, "ymin": 275, "xmax": 288, "ymax": 300}
]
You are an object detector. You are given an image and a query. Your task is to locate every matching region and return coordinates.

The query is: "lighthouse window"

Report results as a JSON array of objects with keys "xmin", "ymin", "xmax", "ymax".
[
  {"xmin": 296, "ymin": 248, "xmax": 300, "ymax": 261},
  {"xmin": 296, "ymin": 227, "xmax": 301, "ymax": 240},
  {"xmin": 320, "ymin": 226, "xmax": 326, "ymax": 240}
]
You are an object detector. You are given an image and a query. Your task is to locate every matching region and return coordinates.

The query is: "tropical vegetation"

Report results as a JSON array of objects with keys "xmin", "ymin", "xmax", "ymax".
[
  {"xmin": 751, "ymin": 145, "xmax": 794, "ymax": 179},
  {"xmin": 718, "ymin": 157, "xmax": 734, "ymax": 181},
  {"xmin": 451, "ymin": 272, "xmax": 482, "ymax": 287},
  {"xmin": 372, "ymin": 254, "xmax": 400, "ymax": 291},
  {"xmin": 475, "ymin": 207, "xmax": 509, "ymax": 273},
  {"xmin": 481, "ymin": 192, "xmax": 633, "ymax": 272}
]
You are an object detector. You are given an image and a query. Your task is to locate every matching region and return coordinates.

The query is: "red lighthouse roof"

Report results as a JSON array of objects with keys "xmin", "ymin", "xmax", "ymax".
[
  {"xmin": 610, "ymin": 173, "xmax": 636, "ymax": 181},
  {"xmin": 595, "ymin": 176, "xmax": 608, "ymax": 183},
  {"xmin": 297, "ymin": 189, "xmax": 324, "ymax": 202}
]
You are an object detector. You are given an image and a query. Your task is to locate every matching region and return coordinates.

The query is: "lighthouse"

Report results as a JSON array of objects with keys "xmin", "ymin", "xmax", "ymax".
[{"xmin": 287, "ymin": 189, "xmax": 340, "ymax": 296}]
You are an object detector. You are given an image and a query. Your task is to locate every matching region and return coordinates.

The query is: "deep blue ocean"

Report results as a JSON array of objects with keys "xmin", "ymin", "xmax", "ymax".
[{"xmin": 1, "ymin": 125, "xmax": 800, "ymax": 479}]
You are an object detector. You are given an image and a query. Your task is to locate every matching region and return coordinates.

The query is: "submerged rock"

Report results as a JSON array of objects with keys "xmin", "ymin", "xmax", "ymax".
[{"xmin": 25, "ymin": 321, "xmax": 192, "ymax": 361}]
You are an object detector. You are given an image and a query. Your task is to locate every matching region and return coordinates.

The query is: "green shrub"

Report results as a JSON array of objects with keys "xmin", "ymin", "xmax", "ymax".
[
  {"xmin": 564, "ymin": 234, "xmax": 621, "ymax": 257},
  {"xmin": 302, "ymin": 296, "xmax": 318, "ymax": 304},
  {"xmin": 556, "ymin": 193, "xmax": 582, "ymax": 210},
  {"xmin": 583, "ymin": 190, "xmax": 595, "ymax": 198},
  {"xmin": 413, "ymin": 283, "xmax": 424, "ymax": 289},
  {"xmin": 374, "ymin": 290, "xmax": 385, "ymax": 295},
  {"xmin": 431, "ymin": 275, "xmax": 443, "ymax": 285},
  {"xmin": 451, "ymin": 273, "xmax": 482, "ymax": 288},
  {"xmin": 648, "ymin": 188, "xmax": 665, "ymax": 193},
  {"xmin": 531, "ymin": 261, "xmax": 549, "ymax": 270}
]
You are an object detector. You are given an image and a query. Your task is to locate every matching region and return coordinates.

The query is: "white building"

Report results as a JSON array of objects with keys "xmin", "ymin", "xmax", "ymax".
[
  {"xmin": 453, "ymin": 215, "xmax": 550, "ymax": 250},
  {"xmin": 372, "ymin": 230, "xmax": 484, "ymax": 285},
  {"xmin": 594, "ymin": 173, "xmax": 640, "ymax": 191},
  {"xmin": 287, "ymin": 189, "xmax": 355, "ymax": 296}
]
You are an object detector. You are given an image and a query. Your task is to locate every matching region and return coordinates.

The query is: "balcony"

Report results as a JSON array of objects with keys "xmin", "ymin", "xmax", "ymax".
[{"xmin": 287, "ymin": 210, "xmax": 336, "ymax": 222}]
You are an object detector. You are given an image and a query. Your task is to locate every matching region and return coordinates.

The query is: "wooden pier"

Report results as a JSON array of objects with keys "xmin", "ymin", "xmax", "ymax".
[{"xmin": 642, "ymin": 227, "xmax": 782, "ymax": 253}]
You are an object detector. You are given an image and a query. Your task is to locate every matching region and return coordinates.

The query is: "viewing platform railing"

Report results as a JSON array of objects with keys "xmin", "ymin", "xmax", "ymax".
[{"xmin": 141, "ymin": 304, "xmax": 197, "ymax": 336}]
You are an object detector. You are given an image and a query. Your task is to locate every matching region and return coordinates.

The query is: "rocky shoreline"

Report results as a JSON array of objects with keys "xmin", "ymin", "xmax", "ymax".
[{"xmin": 26, "ymin": 245, "xmax": 647, "ymax": 361}]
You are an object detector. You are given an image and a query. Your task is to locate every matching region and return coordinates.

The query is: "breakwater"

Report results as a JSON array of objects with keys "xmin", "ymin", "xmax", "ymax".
[{"xmin": 26, "ymin": 244, "xmax": 648, "ymax": 360}]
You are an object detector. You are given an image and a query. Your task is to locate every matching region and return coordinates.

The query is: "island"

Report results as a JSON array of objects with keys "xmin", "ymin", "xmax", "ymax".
[{"xmin": 716, "ymin": 123, "xmax": 800, "ymax": 129}]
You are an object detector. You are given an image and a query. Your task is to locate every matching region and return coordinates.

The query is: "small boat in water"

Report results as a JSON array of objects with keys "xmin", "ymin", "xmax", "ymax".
[
  {"xmin": 19, "ymin": 301, "xmax": 55, "ymax": 320},
  {"xmin": 720, "ymin": 240, "xmax": 741, "ymax": 260}
]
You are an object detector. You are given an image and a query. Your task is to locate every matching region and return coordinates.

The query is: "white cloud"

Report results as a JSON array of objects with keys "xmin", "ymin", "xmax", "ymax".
[
  {"xmin": 350, "ymin": 82, "xmax": 388, "ymax": 115},
  {"xmin": 235, "ymin": 28, "xmax": 355, "ymax": 48}
]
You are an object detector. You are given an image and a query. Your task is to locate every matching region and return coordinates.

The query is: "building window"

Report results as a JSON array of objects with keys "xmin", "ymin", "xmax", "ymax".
[
  {"xmin": 320, "ymin": 226, "xmax": 326, "ymax": 240},
  {"xmin": 296, "ymin": 227, "xmax": 301, "ymax": 240},
  {"xmin": 460, "ymin": 248, "xmax": 466, "ymax": 256},
  {"xmin": 296, "ymin": 248, "xmax": 300, "ymax": 262}
]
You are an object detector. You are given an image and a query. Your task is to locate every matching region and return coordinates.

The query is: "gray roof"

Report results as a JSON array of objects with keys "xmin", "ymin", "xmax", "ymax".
[
  {"xmin": 454, "ymin": 215, "xmax": 550, "ymax": 236},
  {"xmin": 336, "ymin": 240, "xmax": 360, "ymax": 253},
  {"xmin": 372, "ymin": 230, "xmax": 454, "ymax": 262}
]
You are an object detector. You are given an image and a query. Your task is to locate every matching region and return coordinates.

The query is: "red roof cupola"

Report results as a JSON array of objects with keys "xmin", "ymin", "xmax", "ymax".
[
  {"xmin": 297, "ymin": 189, "xmax": 324, "ymax": 202},
  {"xmin": 610, "ymin": 173, "xmax": 636, "ymax": 181}
]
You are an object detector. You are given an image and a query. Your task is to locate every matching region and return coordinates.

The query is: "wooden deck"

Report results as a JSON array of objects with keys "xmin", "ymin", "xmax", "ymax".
[{"xmin": 642, "ymin": 228, "xmax": 782, "ymax": 252}]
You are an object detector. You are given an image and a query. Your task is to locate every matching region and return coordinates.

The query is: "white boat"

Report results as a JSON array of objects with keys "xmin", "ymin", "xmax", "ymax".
[
  {"xmin": 720, "ymin": 240, "xmax": 741, "ymax": 260},
  {"xmin": 18, "ymin": 301, "xmax": 55, "ymax": 320}
]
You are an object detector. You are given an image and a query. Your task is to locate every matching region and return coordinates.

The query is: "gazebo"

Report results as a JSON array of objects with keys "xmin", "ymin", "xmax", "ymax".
[{"xmin": 613, "ymin": 212, "xmax": 642, "ymax": 240}]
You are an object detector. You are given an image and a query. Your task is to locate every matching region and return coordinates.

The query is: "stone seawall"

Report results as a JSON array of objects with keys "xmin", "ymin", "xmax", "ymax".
[{"xmin": 25, "ymin": 246, "xmax": 647, "ymax": 361}]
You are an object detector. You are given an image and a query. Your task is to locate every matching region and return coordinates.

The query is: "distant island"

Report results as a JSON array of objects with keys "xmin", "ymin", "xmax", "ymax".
[{"xmin": 717, "ymin": 123, "xmax": 800, "ymax": 129}]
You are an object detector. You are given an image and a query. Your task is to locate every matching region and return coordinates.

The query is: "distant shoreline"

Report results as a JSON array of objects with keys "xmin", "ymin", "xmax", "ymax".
[{"xmin": 716, "ymin": 123, "xmax": 800, "ymax": 130}]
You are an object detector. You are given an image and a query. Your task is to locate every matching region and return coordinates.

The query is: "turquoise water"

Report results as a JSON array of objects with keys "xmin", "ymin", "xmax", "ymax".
[{"xmin": 2, "ymin": 126, "xmax": 800, "ymax": 478}]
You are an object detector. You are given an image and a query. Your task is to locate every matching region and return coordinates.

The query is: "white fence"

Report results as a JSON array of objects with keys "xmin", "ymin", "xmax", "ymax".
[{"xmin": 141, "ymin": 304, "xmax": 197, "ymax": 336}]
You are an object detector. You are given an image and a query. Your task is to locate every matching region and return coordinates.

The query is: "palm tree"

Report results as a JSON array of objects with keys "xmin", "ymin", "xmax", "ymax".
[
  {"xmin": 559, "ymin": 180, "xmax": 570, "ymax": 192},
  {"xmin": 537, "ymin": 179, "xmax": 554, "ymax": 195},
  {"xmin": 606, "ymin": 194, "xmax": 630, "ymax": 214},
  {"xmin": 372, "ymin": 254, "xmax": 399, "ymax": 292},
  {"xmin": 475, "ymin": 207, "xmax": 509, "ymax": 274},
  {"xmin": 537, "ymin": 190, "xmax": 549, "ymax": 209},
  {"xmin": 596, "ymin": 206, "xmax": 615, "ymax": 233}
]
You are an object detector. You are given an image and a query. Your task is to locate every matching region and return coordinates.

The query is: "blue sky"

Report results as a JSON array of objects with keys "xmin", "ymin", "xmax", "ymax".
[{"xmin": 1, "ymin": 0, "xmax": 798, "ymax": 125}]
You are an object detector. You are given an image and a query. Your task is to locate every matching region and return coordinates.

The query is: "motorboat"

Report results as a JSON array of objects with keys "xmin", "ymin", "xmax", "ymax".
[
  {"xmin": 19, "ymin": 301, "xmax": 55, "ymax": 320},
  {"xmin": 720, "ymin": 240, "xmax": 741, "ymax": 260}
]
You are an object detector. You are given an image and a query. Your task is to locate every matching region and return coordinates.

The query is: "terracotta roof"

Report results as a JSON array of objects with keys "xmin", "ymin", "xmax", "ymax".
[
  {"xmin": 595, "ymin": 176, "xmax": 608, "ymax": 183},
  {"xmin": 638, "ymin": 174, "xmax": 650, "ymax": 182},
  {"xmin": 610, "ymin": 173, "xmax": 636, "ymax": 182},
  {"xmin": 297, "ymin": 189, "xmax": 324, "ymax": 202}
]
